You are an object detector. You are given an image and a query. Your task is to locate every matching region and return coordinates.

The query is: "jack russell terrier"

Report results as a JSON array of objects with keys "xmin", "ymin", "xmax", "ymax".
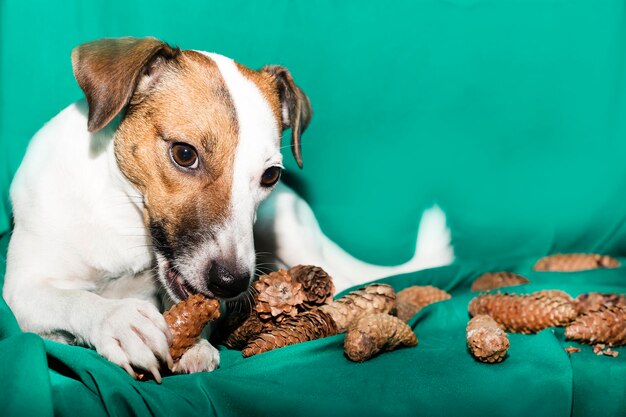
[{"xmin": 3, "ymin": 37, "xmax": 453, "ymax": 381}]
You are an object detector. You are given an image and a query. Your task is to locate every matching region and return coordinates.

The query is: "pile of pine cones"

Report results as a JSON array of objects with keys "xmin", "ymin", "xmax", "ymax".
[
  {"xmin": 216, "ymin": 265, "xmax": 452, "ymax": 361},
  {"xmin": 466, "ymin": 262, "xmax": 626, "ymax": 364},
  {"xmin": 162, "ymin": 252, "xmax": 624, "ymax": 373},
  {"xmin": 161, "ymin": 265, "xmax": 453, "ymax": 367}
]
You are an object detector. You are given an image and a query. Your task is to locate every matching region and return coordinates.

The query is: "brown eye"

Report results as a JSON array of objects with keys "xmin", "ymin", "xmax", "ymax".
[
  {"xmin": 170, "ymin": 143, "xmax": 198, "ymax": 169},
  {"xmin": 261, "ymin": 166, "xmax": 282, "ymax": 187}
]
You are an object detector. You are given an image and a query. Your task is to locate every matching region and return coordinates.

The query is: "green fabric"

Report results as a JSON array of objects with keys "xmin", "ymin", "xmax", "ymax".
[
  {"xmin": 2, "ymin": 231, "xmax": 626, "ymax": 417},
  {"xmin": 2, "ymin": 0, "xmax": 626, "ymax": 416}
]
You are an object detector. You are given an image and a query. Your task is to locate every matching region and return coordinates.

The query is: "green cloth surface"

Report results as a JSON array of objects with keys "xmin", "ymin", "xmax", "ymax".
[
  {"xmin": 2, "ymin": 0, "xmax": 626, "ymax": 416},
  {"xmin": 2, "ymin": 231, "xmax": 626, "ymax": 416}
]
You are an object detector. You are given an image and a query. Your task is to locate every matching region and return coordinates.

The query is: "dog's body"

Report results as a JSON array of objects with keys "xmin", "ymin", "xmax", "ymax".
[
  {"xmin": 256, "ymin": 188, "xmax": 454, "ymax": 291},
  {"xmin": 3, "ymin": 37, "xmax": 453, "ymax": 380}
]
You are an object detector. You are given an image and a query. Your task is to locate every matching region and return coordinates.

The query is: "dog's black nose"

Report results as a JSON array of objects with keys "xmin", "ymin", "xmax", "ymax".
[{"xmin": 207, "ymin": 262, "xmax": 250, "ymax": 298}]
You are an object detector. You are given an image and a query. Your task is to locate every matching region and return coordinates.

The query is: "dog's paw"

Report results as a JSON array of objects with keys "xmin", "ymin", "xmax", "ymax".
[
  {"xmin": 172, "ymin": 339, "xmax": 220, "ymax": 374},
  {"xmin": 91, "ymin": 298, "xmax": 173, "ymax": 382}
]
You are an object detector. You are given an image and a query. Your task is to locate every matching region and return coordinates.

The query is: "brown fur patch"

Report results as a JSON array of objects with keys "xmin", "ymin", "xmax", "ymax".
[
  {"xmin": 72, "ymin": 37, "xmax": 181, "ymax": 132},
  {"xmin": 114, "ymin": 50, "xmax": 239, "ymax": 251}
]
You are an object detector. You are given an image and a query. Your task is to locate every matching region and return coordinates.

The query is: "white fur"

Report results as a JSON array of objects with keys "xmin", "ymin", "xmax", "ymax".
[
  {"xmin": 3, "ymin": 101, "xmax": 172, "ymax": 375},
  {"xmin": 173, "ymin": 339, "xmax": 220, "ymax": 374}
]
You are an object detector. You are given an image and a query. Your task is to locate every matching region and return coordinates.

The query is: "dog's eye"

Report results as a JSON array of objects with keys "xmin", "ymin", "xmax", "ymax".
[
  {"xmin": 260, "ymin": 166, "xmax": 282, "ymax": 187},
  {"xmin": 170, "ymin": 143, "xmax": 198, "ymax": 169}
]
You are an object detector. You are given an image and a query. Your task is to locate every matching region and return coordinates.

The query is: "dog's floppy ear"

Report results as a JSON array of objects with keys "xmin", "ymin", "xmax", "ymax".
[
  {"xmin": 261, "ymin": 66, "xmax": 312, "ymax": 168},
  {"xmin": 72, "ymin": 37, "xmax": 180, "ymax": 132}
]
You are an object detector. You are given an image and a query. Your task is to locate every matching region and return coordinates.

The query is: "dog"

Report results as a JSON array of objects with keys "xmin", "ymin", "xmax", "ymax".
[{"xmin": 3, "ymin": 36, "xmax": 454, "ymax": 381}]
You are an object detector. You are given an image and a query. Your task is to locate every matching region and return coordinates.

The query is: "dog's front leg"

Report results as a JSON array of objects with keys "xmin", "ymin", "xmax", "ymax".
[{"xmin": 4, "ymin": 281, "xmax": 173, "ymax": 382}]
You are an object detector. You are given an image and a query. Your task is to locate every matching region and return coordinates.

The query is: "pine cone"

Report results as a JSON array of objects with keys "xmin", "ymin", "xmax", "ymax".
[
  {"xmin": 344, "ymin": 313, "xmax": 417, "ymax": 362},
  {"xmin": 468, "ymin": 290, "xmax": 577, "ymax": 333},
  {"xmin": 242, "ymin": 310, "xmax": 338, "ymax": 357},
  {"xmin": 395, "ymin": 301, "xmax": 422, "ymax": 322},
  {"xmin": 254, "ymin": 270, "xmax": 305, "ymax": 322},
  {"xmin": 222, "ymin": 314, "xmax": 271, "ymax": 349},
  {"xmin": 576, "ymin": 292, "xmax": 626, "ymax": 314},
  {"xmin": 471, "ymin": 272, "xmax": 529, "ymax": 292},
  {"xmin": 288, "ymin": 265, "xmax": 335, "ymax": 309},
  {"xmin": 466, "ymin": 315, "xmax": 509, "ymax": 363},
  {"xmin": 164, "ymin": 294, "xmax": 221, "ymax": 361},
  {"xmin": 565, "ymin": 305, "xmax": 626, "ymax": 346},
  {"xmin": 394, "ymin": 285, "xmax": 451, "ymax": 321},
  {"xmin": 320, "ymin": 283, "xmax": 397, "ymax": 332},
  {"xmin": 533, "ymin": 253, "xmax": 620, "ymax": 272}
]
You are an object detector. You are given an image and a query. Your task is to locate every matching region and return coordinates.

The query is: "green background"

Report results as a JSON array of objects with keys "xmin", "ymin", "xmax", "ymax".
[
  {"xmin": 1, "ymin": 0, "xmax": 626, "ymax": 416},
  {"xmin": 3, "ymin": 0, "xmax": 626, "ymax": 265}
]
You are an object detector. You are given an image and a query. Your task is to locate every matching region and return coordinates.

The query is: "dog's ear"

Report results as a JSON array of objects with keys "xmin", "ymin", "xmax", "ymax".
[
  {"xmin": 261, "ymin": 66, "xmax": 312, "ymax": 168},
  {"xmin": 72, "ymin": 37, "xmax": 180, "ymax": 132}
]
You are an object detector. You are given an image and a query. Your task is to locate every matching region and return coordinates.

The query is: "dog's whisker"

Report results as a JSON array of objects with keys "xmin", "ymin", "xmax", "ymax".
[
  {"xmin": 255, "ymin": 263, "xmax": 281, "ymax": 271},
  {"xmin": 125, "ymin": 244, "xmax": 154, "ymax": 252},
  {"xmin": 255, "ymin": 261, "xmax": 275, "ymax": 266},
  {"xmin": 104, "ymin": 199, "xmax": 144, "ymax": 205},
  {"xmin": 246, "ymin": 289, "xmax": 256, "ymax": 313},
  {"xmin": 103, "ymin": 202, "xmax": 146, "ymax": 210},
  {"xmin": 102, "ymin": 193, "xmax": 143, "ymax": 199}
]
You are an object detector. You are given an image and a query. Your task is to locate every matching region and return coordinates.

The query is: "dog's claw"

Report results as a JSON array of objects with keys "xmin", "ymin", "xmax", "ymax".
[
  {"xmin": 150, "ymin": 366, "xmax": 162, "ymax": 384},
  {"xmin": 122, "ymin": 363, "xmax": 137, "ymax": 380},
  {"xmin": 166, "ymin": 354, "xmax": 174, "ymax": 370}
]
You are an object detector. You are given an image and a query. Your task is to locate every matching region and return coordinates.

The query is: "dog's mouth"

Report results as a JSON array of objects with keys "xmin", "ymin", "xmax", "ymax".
[{"xmin": 163, "ymin": 261, "xmax": 200, "ymax": 300}]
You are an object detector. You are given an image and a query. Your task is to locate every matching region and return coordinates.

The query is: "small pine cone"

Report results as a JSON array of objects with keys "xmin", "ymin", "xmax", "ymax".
[
  {"xmin": 320, "ymin": 283, "xmax": 397, "ymax": 332},
  {"xmin": 254, "ymin": 270, "xmax": 305, "ymax": 322},
  {"xmin": 471, "ymin": 272, "xmax": 529, "ymax": 292},
  {"xmin": 164, "ymin": 294, "xmax": 221, "ymax": 361},
  {"xmin": 466, "ymin": 315, "xmax": 509, "ymax": 363},
  {"xmin": 242, "ymin": 310, "xmax": 338, "ymax": 357},
  {"xmin": 344, "ymin": 313, "xmax": 417, "ymax": 362},
  {"xmin": 565, "ymin": 305, "xmax": 626, "ymax": 346},
  {"xmin": 396, "ymin": 285, "xmax": 451, "ymax": 313},
  {"xmin": 288, "ymin": 265, "xmax": 335, "ymax": 309},
  {"xmin": 576, "ymin": 292, "xmax": 626, "ymax": 314},
  {"xmin": 468, "ymin": 290, "xmax": 577, "ymax": 333},
  {"xmin": 395, "ymin": 301, "xmax": 422, "ymax": 322},
  {"xmin": 533, "ymin": 253, "xmax": 620, "ymax": 272}
]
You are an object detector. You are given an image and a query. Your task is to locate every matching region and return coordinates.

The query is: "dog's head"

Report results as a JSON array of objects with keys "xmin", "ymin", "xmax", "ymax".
[{"xmin": 72, "ymin": 37, "xmax": 311, "ymax": 301}]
